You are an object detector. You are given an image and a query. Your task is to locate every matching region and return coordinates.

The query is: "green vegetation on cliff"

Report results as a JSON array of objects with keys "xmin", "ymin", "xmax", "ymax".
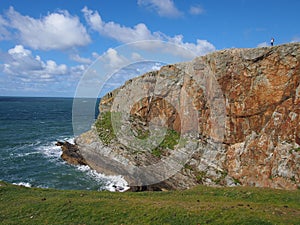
[
  {"xmin": 151, "ymin": 129, "xmax": 180, "ymax": 158},
  {"xmin": 95, "ymin": 112, "xmax": 117, "ymax": 145},
  {"xmin": 95, "ymin": 111, "xmax": 180, "ymax": 157},
  {"xmin": 1, "ymin": 181, "xmax": 299, "ymax": 224}
]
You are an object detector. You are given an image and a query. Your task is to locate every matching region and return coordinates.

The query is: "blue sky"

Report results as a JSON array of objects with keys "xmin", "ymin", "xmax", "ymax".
[{"xmin": 0, "ymin": 0, "xmax": 299, "ymax": 97}]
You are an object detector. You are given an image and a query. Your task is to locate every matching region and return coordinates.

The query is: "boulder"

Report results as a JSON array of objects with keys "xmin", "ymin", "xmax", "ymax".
[{"xmin": 56, "ymin": 141, "xmax": 87, "ymax": 166}]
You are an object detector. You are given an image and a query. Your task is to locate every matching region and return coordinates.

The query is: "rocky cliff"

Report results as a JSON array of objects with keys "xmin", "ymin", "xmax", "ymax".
[{"xmin": 72, "ymin": 43, "xmax": 300, "ymax": 190}]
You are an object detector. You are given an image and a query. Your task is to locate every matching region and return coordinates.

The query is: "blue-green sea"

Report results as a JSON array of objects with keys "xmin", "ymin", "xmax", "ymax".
[{"xmin": 0, "ymin": 96, "xmax": 127, "ymax": 191}]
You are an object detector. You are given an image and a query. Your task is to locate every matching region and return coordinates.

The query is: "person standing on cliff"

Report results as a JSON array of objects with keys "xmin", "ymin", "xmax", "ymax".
[{"xmin": 271, "ymin": 37, "xmax": 275, "ymax": 46}]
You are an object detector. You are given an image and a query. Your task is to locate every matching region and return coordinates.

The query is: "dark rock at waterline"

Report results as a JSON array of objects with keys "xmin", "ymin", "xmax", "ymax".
[
  {"xmin": 56, "ymin": 141, "xmax": 87, "ymax": 166},
  {"xmin": 128, "ymin": 183, "xmax": 174, "ymax": 192}
]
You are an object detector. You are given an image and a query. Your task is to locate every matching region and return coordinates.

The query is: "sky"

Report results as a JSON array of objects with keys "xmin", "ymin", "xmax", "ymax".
[{"xmin": 0, "ymin": 0, "xmax": 299, "ymax": 97}]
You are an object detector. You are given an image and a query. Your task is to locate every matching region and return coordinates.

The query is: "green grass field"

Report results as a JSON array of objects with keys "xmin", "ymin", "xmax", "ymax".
[{"xmin": 0, "ymin": 181, "xmax": 299, "ymax": 225}]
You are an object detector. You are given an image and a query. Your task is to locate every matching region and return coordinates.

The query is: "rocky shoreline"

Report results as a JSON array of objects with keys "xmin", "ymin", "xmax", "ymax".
[{"xmin": 56, "ymin": 141, "xmax": 174, "ymax": 191}]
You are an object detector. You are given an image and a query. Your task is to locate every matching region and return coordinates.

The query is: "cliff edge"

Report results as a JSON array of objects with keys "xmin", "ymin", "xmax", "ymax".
[{"xmin": 72, "ymin": 43, "xmax": 300, "ymax": 190}]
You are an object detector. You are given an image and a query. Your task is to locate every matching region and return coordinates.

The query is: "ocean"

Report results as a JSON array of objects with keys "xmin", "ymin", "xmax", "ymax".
[{"xmin": 0, "ymin": 96, "xmax": 128, "ymax": 191}]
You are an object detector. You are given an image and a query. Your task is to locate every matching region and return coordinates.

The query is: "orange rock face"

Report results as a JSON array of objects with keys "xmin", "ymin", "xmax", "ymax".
[{"xmin": 210, "ymin": 45, "xmax": 300, "ymax": 189}]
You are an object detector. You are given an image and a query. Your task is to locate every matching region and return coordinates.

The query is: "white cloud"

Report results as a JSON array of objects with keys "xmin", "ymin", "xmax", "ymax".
[
  {"xmin": 167, "ymin": 35, "xmax": 215, "ymax": 56},
  {"xmin": 257, "ymin": 42, "xmax": 268, "ymax": 47},
  {"xmin": 189, "ymin": 5, "xmax": 205, "ymax": 15},
  {"xmin": 0, "ymin": 45, "xmax": 88, "ymax": 96},
  {"xmin": 101, "ymin": 48, "xmax": 130, "ymax": 70},
  {"xmin": 3, "ymin": 45, "xmax": 43, "ymax": 75},
  {"xmin": 82, "ymin": 7, "xmax": 215, "ymax": 58},
  {"xmin": 8, "ymin": 44, "xmax": 31, "ymax": 56},
  {"xmin": 0, "ymin": 15, "xmax": 10, "ymax": 41},
  {"xmin": 70, "ymin": 64, "xmax": 88, "ymax": 78},
  {"xmin": 82, "ymin": 7, "xmax": 160, "ymax": 43},
  {"xmin": 137, "ymin": 0, "xmax": 182, "ymax": 18},
  {"xmin": 1, "ymin": 45, "xmax": 68, "ymax": 80},
  {"xmin": 3, "ymin": 7, "xmax": 91, "ymax": 50},
  {"xmin": 151, "ymin": 62, "xmax": 163, "ymax": 71},
  {"xmin": 44, "ymin": 60, "xmax": 67, "ymax": 75},
  {"xmin": 70, "ymin": 54, "xmax": 92, "ymax": 64}
]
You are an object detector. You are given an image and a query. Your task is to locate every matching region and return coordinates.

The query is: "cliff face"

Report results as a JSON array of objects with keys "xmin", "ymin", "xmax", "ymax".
[{"xmin": 76, "ymin": 43, "xmax": 300, "ymax": 190}]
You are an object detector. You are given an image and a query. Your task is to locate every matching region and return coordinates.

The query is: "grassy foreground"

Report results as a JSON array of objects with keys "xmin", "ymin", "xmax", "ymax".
[{"xmin": 0, "ymin": 181, "xmax": 299, "ymax": 225}]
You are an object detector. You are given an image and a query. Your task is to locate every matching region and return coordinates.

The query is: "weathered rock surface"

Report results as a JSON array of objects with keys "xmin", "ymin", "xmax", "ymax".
[
  {"xmin": 56, "ymin": 141, "xmax": 87, "ymax": 166},
  {"xmin": 71, "ymin": 43, "xmax": 300, "ymax": 190}
]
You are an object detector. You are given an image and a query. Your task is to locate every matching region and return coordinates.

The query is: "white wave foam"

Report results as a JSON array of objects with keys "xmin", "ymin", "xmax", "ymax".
[
  {"xmin": 63, "ymin": 137, "xmax": 75, "ymax": 144},
  {"xmin": 10, "ymin": 152, "xmax": 38, "ymax": 158},
  {"xmin": 13, "ymin": 182, "xmax": 32, "ymax": 188},
  {"xmin": 37, "ymin": 142, "xmax": 62, "ymax": 160},
  {"xmin": 37, "ymin": 137, "xmax": 75, "ymax": 161},
  {"xmin": 77, "ymin": 165, "xmax": 130, "ymax": 192},
  {"xmin": 105, "ymin": 176, "xmax": 130, "ymax": 192}
]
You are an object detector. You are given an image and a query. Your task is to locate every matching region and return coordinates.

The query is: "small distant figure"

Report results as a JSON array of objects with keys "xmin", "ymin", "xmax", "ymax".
[{"xmin": 271, "ymin": 37, "xmax": 275, "ymax": 46}]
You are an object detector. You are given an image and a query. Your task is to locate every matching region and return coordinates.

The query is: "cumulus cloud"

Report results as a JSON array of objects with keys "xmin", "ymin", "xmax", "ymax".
[
  {"xmin": 137, "ymin": 0, "xmax": 182, "ymax": 18},
  {"xmin": 2, "ymin": 7, "xmax": 91, "ymax": 50},
  {"xmin": 101, "ymin": 48, "xmax": 130, "ymax": 70},
  {"xmin": 189, "ymin": 5, "xmax": 205, "ymax": 15},
  {"xmin": 167, "ymin": 35, "xmax": 215, "ymax": 56},
  {"xmin": 70, "ymin": 64, "xmax": 88, "ymax": 78},
  {"xmin": 1, "ymin": 45, "xmax": 68, "ymax": 81},
  {"xmin": 8, "ymin": 44, "xmax": 31, "ymax": 56},
  {"xmin": 82, "ymin": 7, "xmax": 215, "ymax": 58},
  {"xmin": 70, "ymin": 54, "xmax": 92, "ymax": 64},
  {"xmin": 82, "ymin": 7, "xmax": 161, "ymax": 43}
]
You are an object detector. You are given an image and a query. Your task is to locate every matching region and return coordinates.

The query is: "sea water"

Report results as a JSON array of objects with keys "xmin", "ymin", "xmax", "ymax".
[{"xmin": 0, "ymin": 96, "xmax": 128, "ymax": 191}]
